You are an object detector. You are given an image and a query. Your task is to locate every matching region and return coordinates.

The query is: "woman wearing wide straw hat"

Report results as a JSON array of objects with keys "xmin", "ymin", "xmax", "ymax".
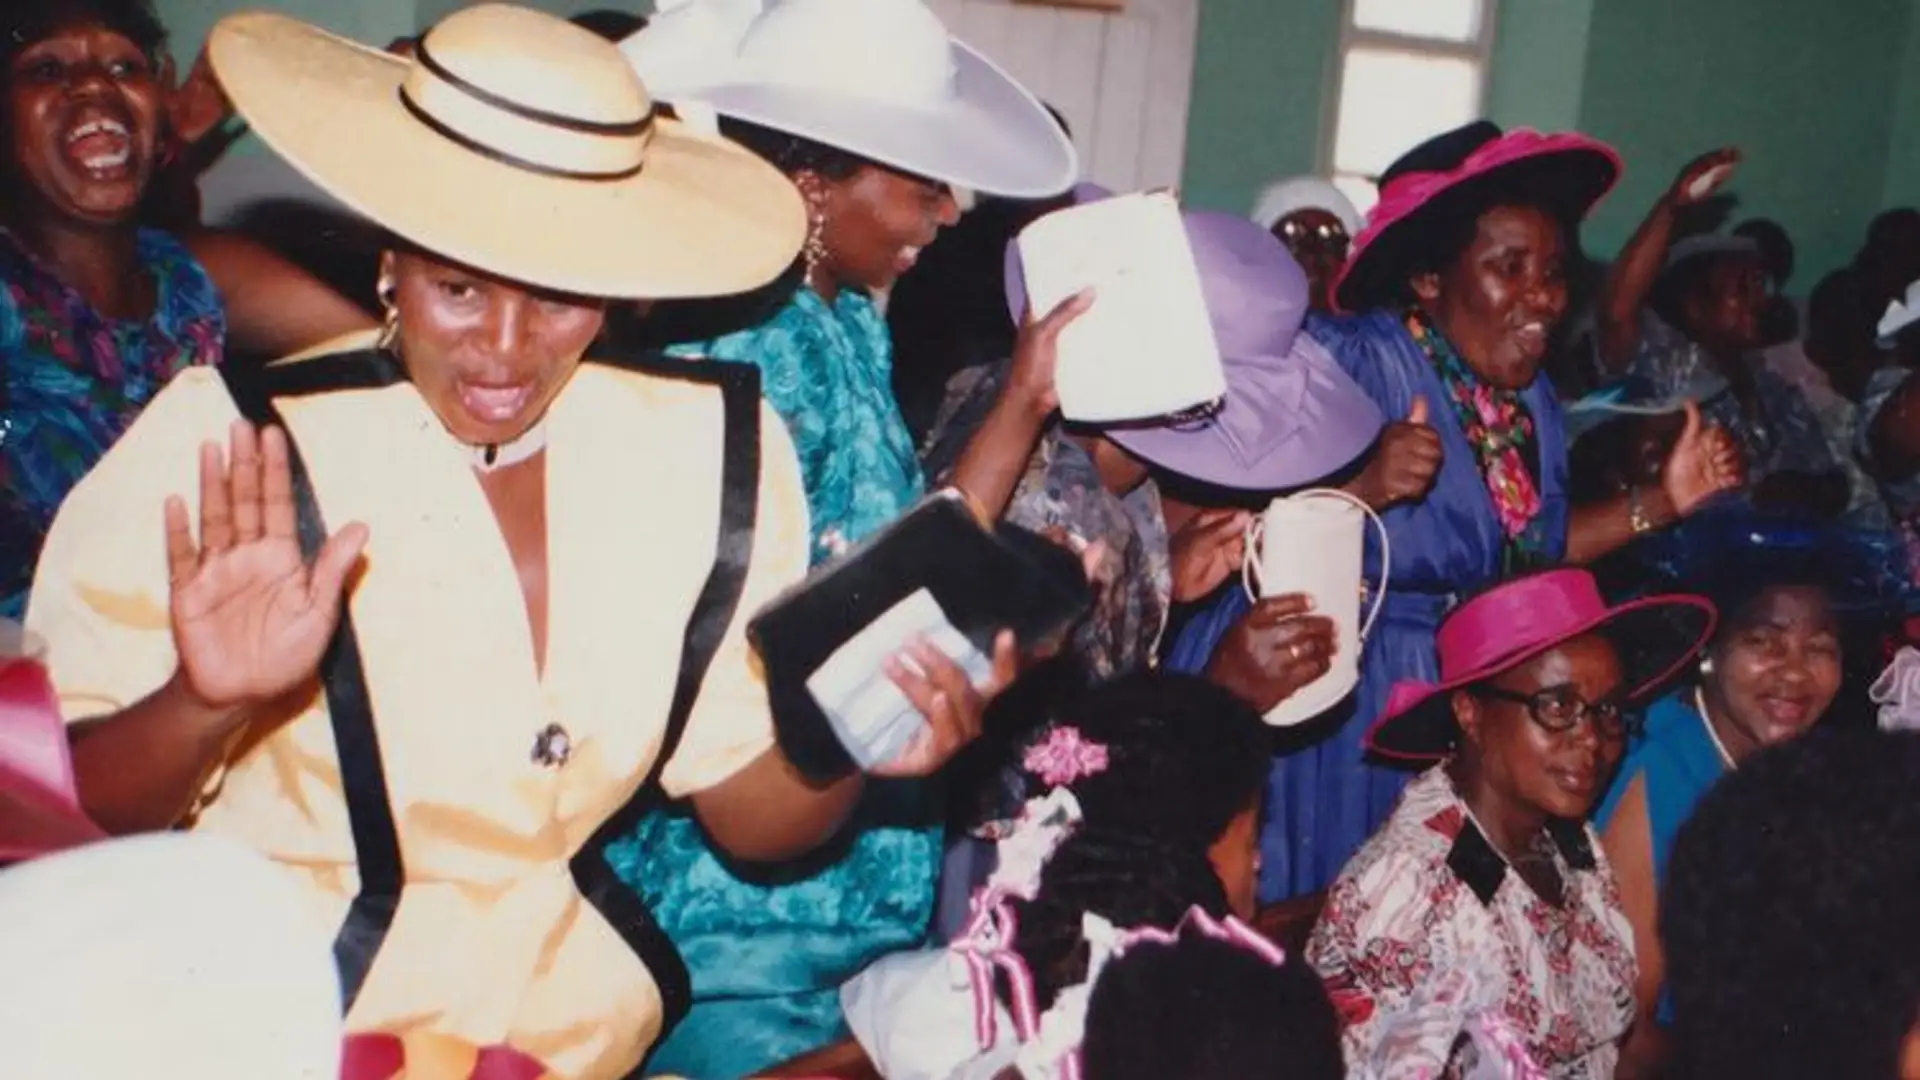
[
  {"xmin": 24, "ymin": 7, "xmax": 1016, "ymax": 1077},
  {"xmin": 614, "ymin": 1, "xmax": 1080, "ymax": 1072},
  {"xmin": 1308, "ymin": 567, "xmax": 1714, "ymax": 1078},
  {"xmin": 1168, "ymin": 121, "xmax": 1745, "ymax": 906}
]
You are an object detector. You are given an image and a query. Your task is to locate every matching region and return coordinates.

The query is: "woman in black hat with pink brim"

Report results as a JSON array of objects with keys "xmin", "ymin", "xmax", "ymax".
[{"xmin": 1167, "ymin": 122, "xmax": 1744, "ymax": 906}]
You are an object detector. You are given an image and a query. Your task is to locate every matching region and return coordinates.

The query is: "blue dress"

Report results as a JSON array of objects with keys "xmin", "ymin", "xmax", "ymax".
[
  {"xmin": 0, "ymin": 229, "xmax": 224, "ymax": 619},
  {"xmin": 609, "ymin": 286, "xmax": 940, "ymax": 1079},
  {"xmin": 1165, "ymin": 311, "xmax": 1570, "ymax": 903},
  {"xmin": 1593, "ymin": 691, "xmax": 1726, "ymax": 1025}
]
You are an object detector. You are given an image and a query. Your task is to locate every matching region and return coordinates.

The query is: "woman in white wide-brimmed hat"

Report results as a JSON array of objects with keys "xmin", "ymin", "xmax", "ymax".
[
  {"xmin": 614, "ymin": 0, "xmax": 1081, "ymax": 1072},
  {"xmin": 24, "ymin": 7, "xmax": 1016, "ymax": 1077}
]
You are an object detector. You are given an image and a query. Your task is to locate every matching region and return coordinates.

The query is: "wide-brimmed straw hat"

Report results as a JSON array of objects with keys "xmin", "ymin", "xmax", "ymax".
[
  {"xmin": 1367, "ymin": 568, "xmax": 1715, "ymax": 762},
  {"xmin": 1005, "ymin": 191, "xmax": 1385, "ymax": 491},
  {"xmin": 620, "ymin": 0, "xmax": 1077, "ymax": 199},
  {"xmin": 1332, "ymin": 121, "xmax": 1621, "ymax": 314},
  {"xmin": 208, "ymin": 4, "xmax": 806, "ymax": 299}
]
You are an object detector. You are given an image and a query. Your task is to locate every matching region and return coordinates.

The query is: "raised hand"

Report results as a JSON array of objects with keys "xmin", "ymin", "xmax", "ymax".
[
  {"xmin": 1668, "ymin": 148, "xmax": 1741, "ymax": 207},
  {"xmin": 167, "ymin": 421, "xmax": 368, "ymax": 712},
  {"xmin": 1205, "ymin": 594, "xmax": 1338, "ymax": 713},
  {"xmin": 1660, "ymin": 400, "xmax": 1744, "ymax": 518},
  {"xmin": 166, "ymin": 48, "xmax": 233, "ymax": 150},
  {"xmin": 873, "ymin": 630, "xmax": 1019, "ymax": 778},
  {"xmin": 1349, "ymin": 395, "xmax": 1444, "ymax": 511},
  {"xmin": 1169, "ymin": 509, "xmax": 1251, "ymax": 602},
  {"xmin": 1005, "ymin": 290, "xmax": 1096, "ymax": 417}
]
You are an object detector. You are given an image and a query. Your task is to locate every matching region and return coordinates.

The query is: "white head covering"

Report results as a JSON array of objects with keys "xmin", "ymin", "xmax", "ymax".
[
  {"xmin": 0, "ymin": 834, "xmax": 342, "ymax": 1079},
  {"xmin": 620, "ymin": 0, "xmax": 1077, "ymax": 198},
  {"xmin": 1250, "ymin": 175, "xmax": 1362, "ymax": 235},
  {"xmin": 1878, "ymin": 277, "xmax": 1920, "ymax": 347}
]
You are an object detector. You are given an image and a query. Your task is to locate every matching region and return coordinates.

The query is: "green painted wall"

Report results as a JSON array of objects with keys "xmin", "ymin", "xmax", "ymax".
[
  {"xmin": 1576, "ymin": 0, "xmax": 1909, "ymax": 287},
  {"xmin": 1883, "ymin": 1, "xmax": 1920, "ymax": 212},
  {"xmin": 1483, "ymin": 0, "xmax": 1593, "ymax": 135},
  {"xmin": 1180, "ymin": 0, "xmax": 1341, "ymax": 217},
  {"xmin": 160, "ymin": 0, "xmax": 414, "ymax": 63},
  {"xmin": 158, "ymin": 0, "xmax": 1920, "ymax": 282}
]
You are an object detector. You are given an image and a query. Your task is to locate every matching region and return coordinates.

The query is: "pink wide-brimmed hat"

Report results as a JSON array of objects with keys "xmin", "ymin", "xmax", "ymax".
[
  {"xmin": 1332, "ymin": 121, "xmax": 1622, "ymax": 314},
  {"xmin": 0, "ymin": 657, "xmax": 105, "ymax": 865},
  {"xmin": 1366, "ymin": 569, "xmax": 1715, "ymax": 763}
]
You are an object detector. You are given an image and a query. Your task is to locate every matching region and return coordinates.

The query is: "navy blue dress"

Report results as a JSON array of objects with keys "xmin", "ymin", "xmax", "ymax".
[{"xmin": 1166, "ymin": 311, "xmax": 1571, "ymax": 902}]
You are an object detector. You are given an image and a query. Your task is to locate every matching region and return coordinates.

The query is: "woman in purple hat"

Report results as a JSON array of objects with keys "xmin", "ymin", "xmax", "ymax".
[
  {"xmin": 1167, "ymin": 122, "xmax": 1744, "ymax": 904},
  {"xmin": 1308, "ymin": 567, "xmax": 1714, "ymax": 1078},
  {"xmin": 926, "ymin": 200, "xmax": 1385, "ymax": 688}
]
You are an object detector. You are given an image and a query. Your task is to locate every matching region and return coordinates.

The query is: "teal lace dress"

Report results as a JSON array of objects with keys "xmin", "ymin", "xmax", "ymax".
[{"xmin": 611, "ymin": 286, "xmax": 941, "ymax": 1079}]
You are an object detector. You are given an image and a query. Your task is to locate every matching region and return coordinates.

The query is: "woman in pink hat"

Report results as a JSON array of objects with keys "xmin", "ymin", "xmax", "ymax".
[
  {"xmin": 1306, "ymin": 567, "xmax": 1714, "ymax": 1079},
  {"xmin": 1167, "ymin": 121, "xmax": 1743, "ymax": 905}
]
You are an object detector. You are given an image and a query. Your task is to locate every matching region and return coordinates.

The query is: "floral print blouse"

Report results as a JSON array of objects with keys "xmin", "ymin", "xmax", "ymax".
[
  {"xmin": 922, "ymin": 360, "xmax": 1172, "ymax": 681},
  {"xmin": 0, "ymin": 228, "xmax": 224, "ymax": 619},
  {"xmin": 1308, "ymin": 768, "xmax": 1637, "ymax": 1079}
]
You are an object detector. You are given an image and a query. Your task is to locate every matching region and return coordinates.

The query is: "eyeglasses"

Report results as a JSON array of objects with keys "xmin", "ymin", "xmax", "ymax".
[
  {"xmin": 1276, "ymin": 218, "xmax": 1350, "ymax": 256},
  {"xmin": 1478, "ymin": 684, "xmax": 1640, "ymax": 740}
]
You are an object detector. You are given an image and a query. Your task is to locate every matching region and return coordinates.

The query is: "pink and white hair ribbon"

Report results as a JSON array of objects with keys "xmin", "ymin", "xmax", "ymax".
[
  {"xmin": 1014, "ymin": 906, "xmax": 1291, "ymax": 1080},
  {"xmin": 949, "ymin": 788, "xmax": 1084, "ymax": 1054}
]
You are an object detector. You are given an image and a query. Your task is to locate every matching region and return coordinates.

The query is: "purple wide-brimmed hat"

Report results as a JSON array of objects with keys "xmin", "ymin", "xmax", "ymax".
[{"xmin": 1007, "ymin": 193, "xmax": 1386, "ymax": 491}]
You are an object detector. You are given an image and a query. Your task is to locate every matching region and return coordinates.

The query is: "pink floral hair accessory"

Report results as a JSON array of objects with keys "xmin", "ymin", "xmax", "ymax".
[{"xmin": 1023, "ymin": 726, "xmax": 1111, "ymax": 789}]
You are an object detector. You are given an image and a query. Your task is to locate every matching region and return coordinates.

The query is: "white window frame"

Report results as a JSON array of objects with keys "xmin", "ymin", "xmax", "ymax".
[{"xmin": 1318, "ymin": 0, "xmax": 1501, "ymax": 202}]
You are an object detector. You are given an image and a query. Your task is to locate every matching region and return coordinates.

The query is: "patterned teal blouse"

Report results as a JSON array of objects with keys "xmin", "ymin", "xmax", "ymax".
[
  {"xmin": 1, "ymin": 229, "xmax": 224, "ymax": 619},
  {"xmin": 612, "ymin": 285, "xmax": 940, "ymax": 1079}
]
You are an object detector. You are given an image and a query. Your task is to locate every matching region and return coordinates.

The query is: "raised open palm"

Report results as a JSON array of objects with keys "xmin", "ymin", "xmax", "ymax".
[{"xmin": 166, "ymin": 421, "xmax": 368, "ymax": 711}]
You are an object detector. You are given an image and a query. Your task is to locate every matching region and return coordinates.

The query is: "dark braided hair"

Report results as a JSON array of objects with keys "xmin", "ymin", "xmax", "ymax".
[
  {"xmin": 1082, "ymin": 930, "xmax": 1344, "ymax": 1080},
  {"xmin": 1018, "ymin": 672, "xmax": 1270, "ymax": 852},
  {"xmin": 1663, "ymin": 728, "xmax": 1920, "ymax": 1079},
  {"xmin": 1002, "ymin": 825, "xmax": 1229, "ymax": 1013}
]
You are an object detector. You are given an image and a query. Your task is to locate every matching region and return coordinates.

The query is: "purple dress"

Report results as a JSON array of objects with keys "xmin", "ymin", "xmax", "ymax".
[{"xmin": 1166, "ymin": 311, "xmax": 1570, "ymax": 902}]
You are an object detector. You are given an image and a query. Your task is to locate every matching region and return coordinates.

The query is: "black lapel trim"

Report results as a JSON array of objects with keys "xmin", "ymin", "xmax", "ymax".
[
  {"xmin": 219, "ymin": 360, "xmax": 402, "ymax": 1011},
  {"xmin": 222, "ymin": 346, "xmax": 766, "ymax": 1057},
  {"xmin": 1546, "ymin": 816, "xmax": 1597, "ymax": 871},
  {"xmin": 565, "ymin": 349, "xmax": 764, "ymax": 1072},
  {"xmin": 1446, "ymin": 819, "xmax": 1509, "ymax": 907}
]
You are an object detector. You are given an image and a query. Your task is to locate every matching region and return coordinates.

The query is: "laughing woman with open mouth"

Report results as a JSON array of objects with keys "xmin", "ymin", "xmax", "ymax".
[{"xmin": 0, "ymin": 0, "xmax": 373, "ymax": 620}]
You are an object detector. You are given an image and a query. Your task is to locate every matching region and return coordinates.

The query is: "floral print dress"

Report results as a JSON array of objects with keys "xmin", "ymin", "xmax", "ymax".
[
  {"xmin": 0, "ymin": 228, "xmax": 224, "ymax": 619},
  {"xmin": 1308, "ymin": 768, "xmax": 1636, "ymax": 1079}
]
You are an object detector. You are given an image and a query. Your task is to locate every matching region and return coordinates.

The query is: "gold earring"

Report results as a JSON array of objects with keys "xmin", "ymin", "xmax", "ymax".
[
  {"xmin": 802, "ymin": 190, "xmax": 829, "ymax": 280},
  {"xmin": 376, "ymin": 281, "xmax": 399, "ymax": 352}
]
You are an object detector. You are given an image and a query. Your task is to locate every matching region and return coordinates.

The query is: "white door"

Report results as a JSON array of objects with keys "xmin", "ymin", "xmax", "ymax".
[{"xmin": 925, "ymin": 0, "xmax": 1200, "ymax": 194}]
